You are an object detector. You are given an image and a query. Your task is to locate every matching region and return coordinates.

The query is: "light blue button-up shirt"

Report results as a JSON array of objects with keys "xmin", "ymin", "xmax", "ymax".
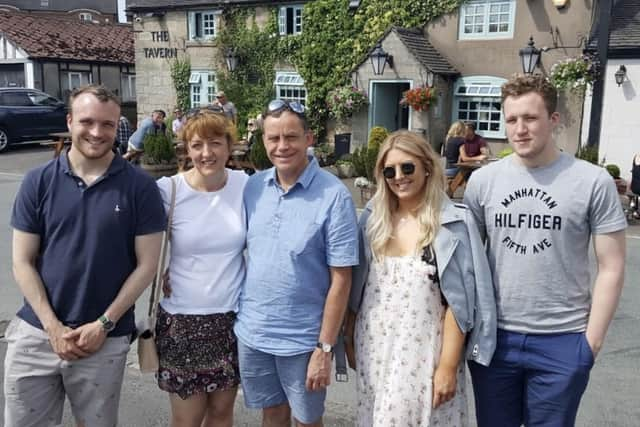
[{"xmin": 234, "ymin": 157, "xmax": 358, "ymax": 356}]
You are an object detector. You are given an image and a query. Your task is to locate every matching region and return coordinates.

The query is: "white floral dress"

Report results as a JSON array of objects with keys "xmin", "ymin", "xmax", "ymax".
[{"xmin": 355, "ymin": 253, "xmax": 468, "ymax": 427}]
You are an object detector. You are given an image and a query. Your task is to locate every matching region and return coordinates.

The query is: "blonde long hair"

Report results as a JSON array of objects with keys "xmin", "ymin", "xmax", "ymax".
[
  {"xmin": 367, "ymin": 130, "xmax": 446, "ymax": 261},
  {"xmin": 446, "ymin": 120, "xmax": 466, "ymax": 139}
]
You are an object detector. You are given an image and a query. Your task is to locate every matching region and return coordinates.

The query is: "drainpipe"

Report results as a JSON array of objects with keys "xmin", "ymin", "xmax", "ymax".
[{"xmin": 586, "ymin": 0, "xmax": 612, "ymax": 147}]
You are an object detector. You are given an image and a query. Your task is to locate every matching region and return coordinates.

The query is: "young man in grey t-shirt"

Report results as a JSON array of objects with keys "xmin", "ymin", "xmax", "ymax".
[{"xmin": 463, "ymin": 74, "xmax": 626, "ymax": 427}]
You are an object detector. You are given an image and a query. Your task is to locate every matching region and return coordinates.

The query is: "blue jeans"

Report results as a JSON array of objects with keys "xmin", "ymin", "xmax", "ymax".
[{"xmin": 468, "ymin": 329, "xmax": 594, "ymax": 427}]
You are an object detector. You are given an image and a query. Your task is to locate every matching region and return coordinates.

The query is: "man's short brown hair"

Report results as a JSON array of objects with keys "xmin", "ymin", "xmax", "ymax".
[
  {"xmin": 501, "ymin": 74, "xmax": 558, "ymax": 116},
  {"xmin": 68, "ymin": 84, "xmax": 120, "ymax": 110}
]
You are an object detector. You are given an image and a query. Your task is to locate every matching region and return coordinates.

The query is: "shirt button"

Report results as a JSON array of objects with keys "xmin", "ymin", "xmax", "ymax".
[{"xmin": 472, "ymin": 344, "xmax": 479, "ymax": 357}]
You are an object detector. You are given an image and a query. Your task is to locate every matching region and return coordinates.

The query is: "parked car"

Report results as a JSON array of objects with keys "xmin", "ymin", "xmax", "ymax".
[{"xmin": 0, "ymin": 88, "xmax": 68, "ymax": 152}]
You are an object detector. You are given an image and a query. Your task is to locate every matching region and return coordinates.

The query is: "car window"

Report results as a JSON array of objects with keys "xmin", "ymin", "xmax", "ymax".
[
  {"xmin": 0, "ymin": 92, "xmax": 34, "ymax": 106},
  {"xmin": 28, "ymin": 92, "xmax": 61, "ymax": 106}
]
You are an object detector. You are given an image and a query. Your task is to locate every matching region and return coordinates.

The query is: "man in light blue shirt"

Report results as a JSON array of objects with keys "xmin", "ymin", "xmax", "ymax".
[{"xmin": 235, "ymin": 100, "xmax": 358, "ymax": 427}]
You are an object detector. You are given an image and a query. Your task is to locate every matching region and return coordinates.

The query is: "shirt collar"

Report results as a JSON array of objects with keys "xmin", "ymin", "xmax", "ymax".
[
  {"xmin": 264, "ymin": 155, "xmax": 319, "ymax": 190},
  {"xmin": 59, "ymin": 149, "xmax": 126, "ymax": 177}
]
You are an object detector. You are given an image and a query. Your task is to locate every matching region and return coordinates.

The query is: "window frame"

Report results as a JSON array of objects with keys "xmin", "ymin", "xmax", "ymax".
[
  {"xmin": 278, "ymin": 5, "xmax": 303, "ymax": 36},
  {"xmin": 121, "ymin": 74, "xmax": 136, "ymax": 102},
  {"xmin": 79, "ymin": 12, "xmax": 92, "ymax": 22},
  {"xmin": 452, "ymin": 76, "xmax": 506, "ymax": 139},
  {"xmin": 188, "ymin": 10, "xmax": 220, "ymax": 41},
  {"xmin": 458, "ymin": 0, "xmax": 516, "ymax": 40},
  {"xmin": 274, "ymin": 71, "xmax": 307, "ymax": 105},
  {"xmin": 190, "ymin": 70, "xmax": 216, "ymax": 108}
]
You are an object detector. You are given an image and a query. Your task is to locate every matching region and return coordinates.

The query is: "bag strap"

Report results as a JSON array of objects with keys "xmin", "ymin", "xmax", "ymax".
[{"xmin": 147, "ymin": 177, "xmax": 177, "ymax": 320}]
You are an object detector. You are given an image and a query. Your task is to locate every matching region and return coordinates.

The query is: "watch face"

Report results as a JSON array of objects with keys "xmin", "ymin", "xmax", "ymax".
[
  {"xmin": 100, "ymin": 315, "xmax": 115, "ymax": 332},
  {"xmin": 319, "ymin": 342, "xmax": 332, "ymax": 353}
]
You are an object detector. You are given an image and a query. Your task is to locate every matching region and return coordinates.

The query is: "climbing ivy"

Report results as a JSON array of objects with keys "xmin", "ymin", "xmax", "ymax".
[
  {"xmin": 217, "ymin": 0, "xmax": 465, "ymax": 140},
  {"xmin": 170, "ymin": 57, "xmax": 191, "ymax": 113}
]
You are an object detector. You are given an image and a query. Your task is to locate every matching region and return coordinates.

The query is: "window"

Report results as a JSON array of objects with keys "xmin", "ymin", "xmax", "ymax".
[
  {"xmin": 188, "ymin": 10, "xmax": 219, "ymax": 41},
  {"xmin": 27, "ymin": 92, "xmax": 60, "ymax": 106},
  {"xmin": 0, "ymin": 92, "xmax": 32, "ymax": 106},
  {"xmin": 458, "ymin": 0, "xmax": 515, "ymax": 40},
  {"xmin": 453, "ymin": 76, "xmax": 506, "ymax": 139},
  {"xmin": 121, "ymin": 74, "xmax": 136, "ymax": 102},
  {"xmin": 278, "ymin": 5, "xmax": 303, "ymax": 35},
  {"xmin": 62, "ymin": 71, "xmax": 92, "ymax": 93},
  {"xmin": 274, "ymin": 72, "xmax": 307, "ymax": 105},
  {"xmin": 79, "ymin": 12, "xmax": 92, "ymax": 22},
  {"xmin": 190, "ymin": 71, "xmax": 216, "ymax": 107}
]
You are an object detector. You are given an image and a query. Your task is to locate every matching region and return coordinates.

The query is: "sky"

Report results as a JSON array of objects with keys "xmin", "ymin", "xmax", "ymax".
[{"xmin": 118, "ymin": 0, "xmax": 127, "ymax": 23}]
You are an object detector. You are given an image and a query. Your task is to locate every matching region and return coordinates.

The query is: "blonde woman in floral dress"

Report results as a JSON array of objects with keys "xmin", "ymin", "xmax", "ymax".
[{"xmin": 345, "ymin": 130, "xmax": 496, "ymax": 426}]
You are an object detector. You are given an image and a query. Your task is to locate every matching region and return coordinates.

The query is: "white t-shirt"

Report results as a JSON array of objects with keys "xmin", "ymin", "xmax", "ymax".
[{"xmin": 156, "ymin": 170, "xmax": 248, "ymax": 315}]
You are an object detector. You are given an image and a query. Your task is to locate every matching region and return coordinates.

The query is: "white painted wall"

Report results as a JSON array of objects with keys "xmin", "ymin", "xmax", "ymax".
[{"xmin": 597, "ymin": 59, "xmax": 640, "ymax": 181}]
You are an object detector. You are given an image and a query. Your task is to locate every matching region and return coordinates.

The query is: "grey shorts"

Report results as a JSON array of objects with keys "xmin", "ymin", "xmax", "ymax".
[{"xmin": 3, "ymin": 317, "xmax": 130, "ymax": 427}]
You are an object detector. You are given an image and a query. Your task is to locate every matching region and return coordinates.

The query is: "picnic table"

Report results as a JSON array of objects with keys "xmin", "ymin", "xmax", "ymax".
[
  {"xmin": 447, "ymin": 160, "xmax": 494, "ymax": 197},
  {"xmin": 43, "ymin": 132, "xmax": 71, "ymax": 157}
]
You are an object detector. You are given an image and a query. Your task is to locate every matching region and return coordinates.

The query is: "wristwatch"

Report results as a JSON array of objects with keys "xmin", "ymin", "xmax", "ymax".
[
  {"xmin": 98, "ymin": 314, "xmax": 116, "ymax": 332},
  {"xmin": 317, "ymin": 342, "xmax": 333, "ymax": 353}
]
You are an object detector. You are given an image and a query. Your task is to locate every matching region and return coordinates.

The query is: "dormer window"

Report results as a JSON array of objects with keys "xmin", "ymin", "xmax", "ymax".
[{"xmin": 79, "ymin": 12, "xmax": 93, "ymax": 22}]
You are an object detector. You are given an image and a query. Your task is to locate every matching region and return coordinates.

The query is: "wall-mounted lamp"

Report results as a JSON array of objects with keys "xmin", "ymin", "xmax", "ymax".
[
  {"xmin": 224, "ymin": 49, "xmax": 239, "ymax": 72},
  {"xmin": 552, "ymin": 0, "xmax": 569, "ymax": 9},
  {"xmin": 614, "ymin": 65, "xmax": 627, "ymax": 86},
  {"xmin": 519, "ymin": 36, "xmax": 541, "ymax": 74},
  {"xmin": 370, "ymin": 43, "xmax": 393, "ymax": 76}
]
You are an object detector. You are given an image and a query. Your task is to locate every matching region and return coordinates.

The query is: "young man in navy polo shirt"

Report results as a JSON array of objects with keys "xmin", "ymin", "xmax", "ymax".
[{"xmin": 4, "ymin": 85, "xmax": 166, "ymax": 427}]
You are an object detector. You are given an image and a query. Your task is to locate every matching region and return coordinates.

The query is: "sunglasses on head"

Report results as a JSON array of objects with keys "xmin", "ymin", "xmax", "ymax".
[
  {"xmin": 382, "ymin": 162, "xmax": 416, "ymax": 179},
  {"xmin": 186, "ymin": 105, "xmax": 225, "ymax": 120},
  {"xmin": 266, "ymin": 99, "xmax": 306, "ymax": 117}
]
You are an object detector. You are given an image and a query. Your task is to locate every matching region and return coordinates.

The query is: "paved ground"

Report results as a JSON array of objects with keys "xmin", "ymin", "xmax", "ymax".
[{"xmin": 0, "ymin": 145, "xmax": 639, "ymax": 426}]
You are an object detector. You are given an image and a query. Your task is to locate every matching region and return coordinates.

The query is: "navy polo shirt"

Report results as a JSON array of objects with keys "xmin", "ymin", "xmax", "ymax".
[{"xmin": 11, "ymin": 152, "xmax": 166, "ymax": 336}]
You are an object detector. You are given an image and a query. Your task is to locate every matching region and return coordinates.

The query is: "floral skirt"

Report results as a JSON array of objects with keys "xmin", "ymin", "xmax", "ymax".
[{"xmin": 155, "ymin": 305, "xmax": 240, "ymax": 400}]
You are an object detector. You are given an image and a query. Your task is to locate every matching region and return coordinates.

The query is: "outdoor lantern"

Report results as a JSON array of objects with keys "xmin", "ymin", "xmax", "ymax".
[
  {"xmin": 370, "ymin": 43, "xmax": 393, "ymax": 76},
  {"xmin": 615, "ymin": 65, "xmax": 627, "ymax": 86},
  {"xmin": 224, "ymin": 49, "xmax": 239, "ymax": 72},
  {"xmin": 519, "ymin": 36, "xmax": 541, "ymax": 74},
  {"xmin": 426, "ymin": 70, "xmax": 435, "ymax": 87}
]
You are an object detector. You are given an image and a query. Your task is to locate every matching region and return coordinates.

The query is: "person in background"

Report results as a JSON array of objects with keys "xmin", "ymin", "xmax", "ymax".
[
  {"xmin": 5, "ymin": 85, "xmax": 165, "ymax": 427},
  {"xmin": 345, "ymin": 130, "xmax": 496, "ymax": 426},
  {"xmin": 444, "ymin": 121, "xmax": 467, "ymax": 177},
  {"xmin": 214, "ymin": 91, "xmax": 238, "ymax": 125},
  {"xmin": 172, "ymin": 108, "xmax": 185, "ymax": 135},
  {"xmin": 115, "ymin": 115, "xmax": 132, "ymax": 155},
  {"xmin": 123, "ymin": 109, "xmax": 167, "ymax": 161},
  {"xmin": 460, "ymin": 122, "xmax": 489, "ymax": 162},
  {"xmin": 464, "ymin": 73, "xmax": 626, "ymax": 427},
  {"xmin": 155, "ymin": 109, "xmax": 248, "ymax": 427}
]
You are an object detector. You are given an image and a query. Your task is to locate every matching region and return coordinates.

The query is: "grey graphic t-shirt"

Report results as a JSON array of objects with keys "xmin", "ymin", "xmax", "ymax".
[{"xmin": 464, "ymin": 153, "xmax": 626, "ymax": 334}]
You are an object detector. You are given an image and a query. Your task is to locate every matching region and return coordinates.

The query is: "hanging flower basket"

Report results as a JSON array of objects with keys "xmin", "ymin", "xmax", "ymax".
[
  {"xmin": 326, "ymin": 85, "xmax": 369, "ymax": 122},
  {"xmin": 400, "ymin": 86, "xmax": 438, "ymax": 112},
  {"xmin": 549, "ymin": 55, "xmax": 598, "ymax": 92}
]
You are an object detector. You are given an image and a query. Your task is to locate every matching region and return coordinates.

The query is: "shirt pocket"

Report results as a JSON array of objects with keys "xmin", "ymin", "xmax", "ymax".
[{"xmin": 293, "ymin": 222, "xmax": 325, "ymax": 255}]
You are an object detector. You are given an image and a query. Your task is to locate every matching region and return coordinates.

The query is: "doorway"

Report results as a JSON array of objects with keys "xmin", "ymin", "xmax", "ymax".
[{"xmin": 369, "ymin": 81, "xmax": 410, "ymax": 133}]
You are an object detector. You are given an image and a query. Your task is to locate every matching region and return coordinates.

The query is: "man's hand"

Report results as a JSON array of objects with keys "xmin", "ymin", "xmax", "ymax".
[
  {"xmin": 62, "ymin": 321, "xmax": 107, "ymax": 355},
  {"xmin": 46, "ymin": 322, "xmax": 90, "ymax": 361},
  {"xmin": 306, "ymin": 348, "xmax": 332, "ymax": 392},
  {"xmin": 432, "ymin": 364, "xmax": 458, "ymax": 409}
]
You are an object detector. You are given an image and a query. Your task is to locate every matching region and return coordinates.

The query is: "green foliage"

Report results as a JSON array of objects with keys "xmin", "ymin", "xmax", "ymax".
[
  {"xmin": 170, "ymin": 58, "xmax": 191, "ymax": 112},
  {"xmin": 576, "ymin": 144, "xmax": 599, "ymax": 165},
  {"xmin": 351, "ymin": 146, "xmax": 367, "ymax": 177},
  {"xmin": 368, "ymin": 126, "xmax": 388, "ymax": 150},
  {"xmin": 216, "ymin": 1, "xmax": 463, "ymax": 141},
  {"xmin": 605, "ymin": 164, "xmax": 621, "ymax": 179},
  {"xmin": 142, "ymin": 132, "xmax": 175, "ymax": 164},
  {"xmin": 497, "ymin": 146, "xmax": 513, "ymax": 158},
  {"xmin": 248, "ymin": 129, "xmax": 273, "ymax": 170}
]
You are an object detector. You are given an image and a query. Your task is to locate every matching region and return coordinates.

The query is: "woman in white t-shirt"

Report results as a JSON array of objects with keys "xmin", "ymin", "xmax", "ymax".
[{"xmin": 155, "ymin": 110, "xmax": 248, "ymax": 427}]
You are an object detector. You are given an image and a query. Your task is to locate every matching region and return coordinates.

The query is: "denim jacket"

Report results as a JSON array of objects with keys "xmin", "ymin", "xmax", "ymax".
[{"xmin": 348, "ymin": 197, "xmax": 497, "ymax": 366}]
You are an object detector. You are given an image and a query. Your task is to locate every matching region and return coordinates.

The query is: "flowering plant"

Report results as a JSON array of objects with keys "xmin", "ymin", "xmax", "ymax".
[
  {"xmin": 400, "ymin": 86, "xmax": 438, "ymax": 111},
  {"xmin": 326, "ymin": 85, "xmax": 369, "ymax": 121},
  {"xmin": 549, "ymin": 55, "xmax": 597, "ymax": 92}
]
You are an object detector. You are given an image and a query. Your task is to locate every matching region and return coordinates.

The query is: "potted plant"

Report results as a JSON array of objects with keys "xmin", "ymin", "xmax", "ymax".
[
  {"xmin": 549, "ymin": 55, "xmax": 597, "ymax": 92},
  {"xmin": 326, "ymin": 85, "xmax": 369, "ymax": 125},
  {"xmin": 400, "ymin": 86, "xmax": 438, "ymax": 112},
  {"xmin": 605, "ymin": 164, "xmax": 628, "ymax": 195},
  {"xmin": 335, "ymin": 154, "xmax": 355, "ymax": 178},
  {"xmin": 140, "ymin": 132, "xmax": 178, "ymax": 178}
]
